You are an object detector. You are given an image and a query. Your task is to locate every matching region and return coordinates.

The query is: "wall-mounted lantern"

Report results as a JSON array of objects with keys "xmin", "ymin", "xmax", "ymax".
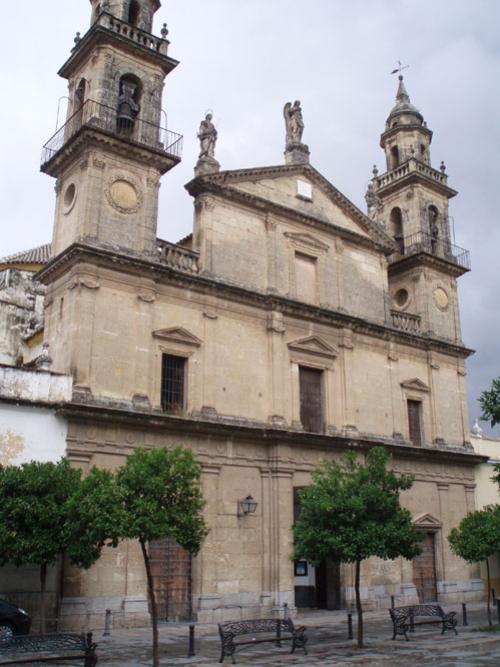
[{"xmin": 238, "ymin": 495, "xmax": 258, "ymax": 516}]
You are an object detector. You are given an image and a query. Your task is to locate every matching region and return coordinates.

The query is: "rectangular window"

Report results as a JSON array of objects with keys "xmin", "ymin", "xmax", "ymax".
[
  {"xmin": 299, "ymin": 366, "xmax": 323, "ymax": 433},
  {"xmin": 161, "ymin": 354, "xmax": 186, "ymax": 412},
  {"xmin": 407, "ymin": 399, "xmax": 423, "ymax": 447},
  {"xmin": 295, "ymin": 252, "xmax": 317, "ymax": 304}
]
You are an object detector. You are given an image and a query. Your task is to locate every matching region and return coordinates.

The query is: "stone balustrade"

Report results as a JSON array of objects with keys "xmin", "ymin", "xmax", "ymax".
[
  {"xmin": 157, "ymin": 240, "xmax": 200, "ymax": 274},
  {"xmin": 374, "ymin": 158, "xmax": 448, "ymax": 190},
  {"xmin": 96, "ymin": 12, "xmax": 169, "ymax": 55},
  {"xmin": 390, "ymin": 309, "xmax": 421, "ymax": 334}
]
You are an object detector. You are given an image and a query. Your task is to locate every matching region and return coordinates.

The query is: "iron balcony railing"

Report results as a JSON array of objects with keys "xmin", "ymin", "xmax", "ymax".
[
  {"xmin": 41, "ymin": 99, "xmax": 183, "ymax": 167},
  {"xmin": 392, "ymin": 231, "xmax": 470, "ymax": 271}
]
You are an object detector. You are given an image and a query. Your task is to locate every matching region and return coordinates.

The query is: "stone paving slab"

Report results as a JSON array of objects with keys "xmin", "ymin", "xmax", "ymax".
[{"xmin": 92, "ymin": 605, "xmax": 500, "ymax": 666}]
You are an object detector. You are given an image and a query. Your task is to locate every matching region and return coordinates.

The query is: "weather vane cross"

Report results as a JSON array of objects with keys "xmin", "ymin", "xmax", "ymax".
[{"xmin": 391, "ymin": 60, "xmax": 409, "ymax": 76}]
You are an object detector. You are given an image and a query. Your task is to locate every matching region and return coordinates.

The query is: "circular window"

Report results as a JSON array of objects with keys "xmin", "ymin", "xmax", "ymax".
[
  {"xmin": 63, "ymin": 183, "xmax": 77, "ymax": 213},
  {"xmin": 394, "ymin": 288, "xmax": 409, "ymax": 308},
  {"xmin": 109, "ymin": 179, "xmax": 138, "ymax": 212},
  {"xmin": 433, "ymin": 287, "xmax": 449, "ymax": 310}
]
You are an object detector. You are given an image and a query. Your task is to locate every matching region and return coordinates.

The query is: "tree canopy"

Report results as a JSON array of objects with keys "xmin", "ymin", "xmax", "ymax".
[
  {"xmin": 479, "ymin": 377, "xmax": 500, "ymax": 428},
  {"xmin": 293, "ymin": 446, "xmax": 422, "ymax": 647},
  {"xmin": 449, "ymin": 505, "xmax": 500, "ymax": 628},
  {"xmin": 116, "ymin": 446, "xmax": 207, "ymax": 667}
]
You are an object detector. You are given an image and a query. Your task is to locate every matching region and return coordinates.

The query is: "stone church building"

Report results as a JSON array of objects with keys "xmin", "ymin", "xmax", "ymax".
[{"xmin": 0, "ymin": 0, "xmax": 485, "ymax": 628}]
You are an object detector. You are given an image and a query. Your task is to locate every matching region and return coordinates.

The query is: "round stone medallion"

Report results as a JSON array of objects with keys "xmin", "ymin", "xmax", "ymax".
[
  {"xmin": 63, "ymin": 182, "xmax": 77, "ymax": 214},
  {"xmin": 433, "ymin": 287, "xmax": 449, "ymax": 310},
  {"xmin": 110, "ymin": 179, "xmax": 138, "ymax": 211},
  {"xmin": 394, "ymin": 288, "xmax": 410, "ymax": 309}
]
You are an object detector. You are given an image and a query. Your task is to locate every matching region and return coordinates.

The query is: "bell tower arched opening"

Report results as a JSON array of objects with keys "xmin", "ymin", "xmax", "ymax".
[
  {"xmin": 117, "ymin": 74, "xmax": 142, "ymax": 132},
  {"xmin": 389, "ymin": 207, "xmax": 404, "ymax": 254},
  {"xmin": 390, "ymin": 145, "xmax": 400, "ymax": 169},
  {"xmin": 128, "ymin": 0, "xmax": 141, "ymax": 26}
]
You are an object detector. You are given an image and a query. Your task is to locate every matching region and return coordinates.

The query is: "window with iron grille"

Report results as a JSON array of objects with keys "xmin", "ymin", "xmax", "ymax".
[
  {"xmin": 299, "ymin": 366, "xmax": 323, "ymax": 433},
  {"xmin": 407, "ymin": 399, "xmax": 423, "ymax": 447},
  {"xmin": 161, "ymin": 354, "xmax": 186, "ymax": 412}
]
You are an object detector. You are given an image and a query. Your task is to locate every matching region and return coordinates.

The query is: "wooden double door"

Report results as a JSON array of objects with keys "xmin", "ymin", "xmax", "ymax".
[
  {"xmin": 412, "ymin": 532, "xmax": 438, "ymax": 602},
  {"xmin": 149, "ymin": 537, "xmax": 192, "ymax": 621}
]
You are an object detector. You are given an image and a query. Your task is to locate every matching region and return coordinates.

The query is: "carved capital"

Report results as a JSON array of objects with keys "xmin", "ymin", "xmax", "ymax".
[
  {"xmin": 68, "ymin": 276, "xmax": 100, "ymax": 291},
  {"xmin": 138, "ymin": 290, "xmax": 156, "ymax": 303}
]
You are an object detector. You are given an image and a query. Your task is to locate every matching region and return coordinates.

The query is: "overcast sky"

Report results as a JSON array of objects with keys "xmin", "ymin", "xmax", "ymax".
[{"xmin": 1, "ymin": 0, "xmax": 499, "ymax": 436}]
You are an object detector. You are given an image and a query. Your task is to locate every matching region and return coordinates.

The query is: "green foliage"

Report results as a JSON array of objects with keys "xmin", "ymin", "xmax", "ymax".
[
  {"xmin": 63, "ymin": 467, "xmax": 124, "ymax": 569},
  {"xmin": 479, "ymin": 377, "xmax": 500, "ymax": 428},
  {"xmin": 0, "ymin": 459, "xmax": 81, "ymax": 568},
  {"xmin": 448, "ymin": 505, "xmax": 500, "ymax": 565},
  {"xmin": 293, "ymin": 447, "xmax": 422, "ymax": 566},
  {"xmin": 116, "ymin": 446, "xmax": 207, "ymax": 555}
]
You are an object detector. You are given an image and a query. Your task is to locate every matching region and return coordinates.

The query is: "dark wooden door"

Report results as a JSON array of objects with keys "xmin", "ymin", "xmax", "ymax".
[
  {"xmin": 149, "ymin": 537, "xmax": 191, "ymax": 621},
  {"xmin": 407, "ymin": 400, "xmax": 423, "ymax": 447},
  {"xmin": 299, "ymin": 367, "xmax": 323, "ymax": 433},
  {"xmin": 412, "ymin": 533, "xmax": 437, "ymax": 602},
  {"xmin": 315, "ymin": 560, "xmax": 341, "ymax": 610}
]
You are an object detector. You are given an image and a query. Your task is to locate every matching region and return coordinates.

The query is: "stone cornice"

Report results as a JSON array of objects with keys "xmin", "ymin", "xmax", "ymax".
[
  {"xmin": 388, "ymin": 251, "xmax": 469, "ymax": 278},
  {"xmin": 36, "ymin": 242, "xmax": 474, "ymax": 359},
  {"xmin": 58, "ymin": 25, "xmax": 178, "ymax": 80},
  {"xmin": 58, "ymin": 398, "xmax": 487, "ymax": 467},
  {"xmin": 185, "ymin": 164, "xmax": 395, "ymax": 254}
]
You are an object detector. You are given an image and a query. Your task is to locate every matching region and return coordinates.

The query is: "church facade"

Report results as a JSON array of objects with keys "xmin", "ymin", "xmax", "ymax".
[{"xmin": 1, "ymin": 0, "xmax": 485, "ymax": 629}]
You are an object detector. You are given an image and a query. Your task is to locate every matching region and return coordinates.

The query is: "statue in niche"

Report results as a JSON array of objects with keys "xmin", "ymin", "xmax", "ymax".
[
  {"xmin": 117, "ymin": 80, "xmax": 140, "ymax": 130},
  {"xmin": 197, "ymin": 113, "xmax": 217, "ymax": 159},
  {"xmin": 283, "ymin": 100, "xmax": 305, "ymax": 145}
]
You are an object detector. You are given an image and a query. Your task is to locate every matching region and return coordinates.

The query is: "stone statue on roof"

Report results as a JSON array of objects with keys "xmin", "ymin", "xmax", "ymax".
[
  {"xmin": 197, "ymin": 113, "xmax": 218, "ymax": 159},
  {"xmin": 283, "ymin": 101, "xmax": 305, "ymax": 146},
  {"xmin": 283, "ymin": 100, "xmax": 309, "ymax": 165}
]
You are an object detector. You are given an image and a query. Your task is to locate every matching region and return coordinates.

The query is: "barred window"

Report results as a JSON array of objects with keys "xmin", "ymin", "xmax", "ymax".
[{"xmin": 161, "ymin": 354, "xmax": 186, "ymax": 412}]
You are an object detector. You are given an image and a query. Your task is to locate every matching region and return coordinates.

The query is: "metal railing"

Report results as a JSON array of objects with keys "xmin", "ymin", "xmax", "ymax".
[
  {"xmin": 41, "ymin": 99, "xmax": 183, "ymax": 167},
  {"xmin": 392, "ymin": 231, "xmax": 470, "ymax": 271},
  {"xmin": 94, "ymin": 11, "xmax": 169, "ymax": 55},
  {"xmin": 157, "ymin": 239, "xmax": 200, "ymax": 274},
  {"xmin": 390, "ymin": 309, "xmax": 421, "ymax": 334}
]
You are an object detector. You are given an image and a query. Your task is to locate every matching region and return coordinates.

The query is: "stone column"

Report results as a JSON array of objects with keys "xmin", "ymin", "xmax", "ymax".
[{"xmin": 193, "ymin": 464, "xmax": 221, "ymax": 616}]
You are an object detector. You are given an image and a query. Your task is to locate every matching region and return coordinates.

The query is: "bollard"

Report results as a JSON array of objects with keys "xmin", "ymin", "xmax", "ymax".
[
  {"xmin": 103, "ymin": 608, "xmax": 111, "ymax": 637},
  {"xmin": 283, "ymin": 602, "xmax": 289, "ymax": 620},
  {"xmin": 347, "ymin": 613, "xmax": 353, "ymax": 640},
  {"xmin": 462, "ymin": 602, "xmax": 468, "ymax": 626},
  {"xmin": 390, "ymin": 595, "xmax": 395, "ymax": 609},
  {"xmin": 409, "ymin": 609, "xmax": 415, "ymax": 633},
  {"xmin": 187, "ymin": 624, "xmax": 195, "ymax": 657},
  {"xmin": 497, "ymin": 599, "xmax": 500, "ymax": 625}
]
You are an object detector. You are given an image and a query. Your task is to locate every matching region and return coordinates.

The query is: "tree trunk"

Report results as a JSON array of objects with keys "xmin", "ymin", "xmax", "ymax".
[
  {"xmin": 40, "ymin": 562, "xmax": 47, "ymax": 634},
  {"xmin": 140, "ymin": 539, "xmax": 159, "ymax": 667},
  {"xmin": 355, "ymin": 559, "xmax": 364, "ymax": 648},
  {"xmin": 486, "ymin": 557, "xmax": 493, "ymax": 629}
]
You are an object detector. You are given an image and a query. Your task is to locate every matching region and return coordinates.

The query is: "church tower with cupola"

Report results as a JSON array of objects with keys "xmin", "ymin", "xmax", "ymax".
[
  {"xmin": 42, "ymin": 0, "xmax": 182, "ymax": 258},
  {"xmin": 369, "ymin": 75, "xmax": 470, "ymax": 344}
]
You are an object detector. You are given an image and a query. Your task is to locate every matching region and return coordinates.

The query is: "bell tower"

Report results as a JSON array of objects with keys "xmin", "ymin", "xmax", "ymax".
[
  {"xmin": 42, "ymin": 0, "xmax": 182, "ymax": 257},
  {"xmin": 369, "ymin": 76, "xmax": 470, "ymax": 344}
]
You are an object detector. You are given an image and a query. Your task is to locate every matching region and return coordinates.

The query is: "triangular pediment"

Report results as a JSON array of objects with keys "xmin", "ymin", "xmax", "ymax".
[
  {"xmin": 186, "ymin": 164, "xmax": 393, "ymax": 253},
  {"xmin": 287, "ymin": 335, "xmax": 338, "ymax": 359},
  {"xmin": 401, "ymin": 378, "xmax": 430, "ymax": 393},
  {"xmin": 152, "ymin": 327, "xmax": 202, "ymax": 347},
  {"xmin": 284, "ymin": 232, "xmax": 329, "ymax": 252},
  {"xmin": 413, "ymin": 513, "xmax": 442, "ymax": 529}
]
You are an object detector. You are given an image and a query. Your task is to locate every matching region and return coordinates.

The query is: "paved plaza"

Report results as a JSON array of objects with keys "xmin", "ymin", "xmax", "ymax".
[{"xmin": 93, "ymin": 605, "xmax": 500, "ymax": 666}]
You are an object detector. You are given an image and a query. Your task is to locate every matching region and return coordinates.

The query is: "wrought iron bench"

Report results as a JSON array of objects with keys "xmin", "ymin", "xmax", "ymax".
[
  {"xmin": 389, "ymin": 604, "xmax": 458, "ymax": 641},
  {"xmin": 218, "ymin": 618, "xmax": 307, "ymax": 664},
  {"xmin": 0, "ymin": 631, "xmax": 97, "ymax": 665}
]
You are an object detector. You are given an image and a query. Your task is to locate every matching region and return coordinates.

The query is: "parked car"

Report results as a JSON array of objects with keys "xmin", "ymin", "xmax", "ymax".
[{"xmin": 0, "ymin": 599, "xmax": 31, "ymax": 642}]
